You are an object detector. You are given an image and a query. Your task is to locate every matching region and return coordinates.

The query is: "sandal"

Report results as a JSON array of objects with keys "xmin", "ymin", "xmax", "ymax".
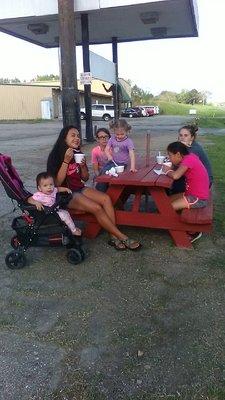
[
  {"xmin": 121, "ymin": 238, "xmax": 142, "ymax": 251},
  {"xmin": 108, "ymin": 238, "xmax": 126, "ymax": 251}
]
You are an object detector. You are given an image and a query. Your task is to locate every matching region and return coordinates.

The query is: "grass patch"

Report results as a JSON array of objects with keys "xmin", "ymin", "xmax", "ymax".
[
  {"xmin": 157, "ymin": 102, "xmax": 225, "ymax": 117},
  {"xmin": 206, "ymin": 135, "xmax": 225, "ymax": 235},
  {"xmin": 197, "ymin": 117, "xmax": 225, "ymax": 129}
]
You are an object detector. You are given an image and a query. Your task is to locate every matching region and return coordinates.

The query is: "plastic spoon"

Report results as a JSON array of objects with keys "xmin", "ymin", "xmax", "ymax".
[{"xmin": 112, "ymin": 159, "xmax": 119, "ymax": 167}]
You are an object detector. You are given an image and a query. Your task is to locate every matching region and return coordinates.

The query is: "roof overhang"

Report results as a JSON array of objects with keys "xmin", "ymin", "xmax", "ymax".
[{"xmin": 0, "ymin": 0, "xmax": 198, "ymax": 48}]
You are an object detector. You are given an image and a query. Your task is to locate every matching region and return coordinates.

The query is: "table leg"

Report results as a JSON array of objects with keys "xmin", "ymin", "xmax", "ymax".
[{"xmin": 149, "ymin": 187, "xmax": 192, "ymax": 248}]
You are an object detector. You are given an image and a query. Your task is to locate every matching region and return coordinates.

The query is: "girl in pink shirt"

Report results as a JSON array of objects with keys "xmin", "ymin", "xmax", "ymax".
[
  {"xmin": 28, "ymin": 172, "xmax": 81, "ymax": 236},
  {"xmin": 163, "ymin": 142, "xmax": 209, "ymax": 243},
  {"xmin": 91, "ymin": 128, "xmax": 111, "ymax": 177},
  {"xmin": 164, "ymin": 142, "xmax": 209, "ymax": 211},
  {"xmin": 91, "ymin": 128, "xmax": 111, "ymax": 192}
]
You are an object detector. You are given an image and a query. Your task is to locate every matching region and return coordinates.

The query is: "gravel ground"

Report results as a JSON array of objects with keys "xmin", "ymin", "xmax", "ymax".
[{"xmin": 0, "ymin": 117, "xmax": 225, "ymax": 400}]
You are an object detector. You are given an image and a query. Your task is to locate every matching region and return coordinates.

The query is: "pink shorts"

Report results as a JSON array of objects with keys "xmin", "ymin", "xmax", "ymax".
[{"xmin": 183, "ymin": 194, "xmax": 208, "ymax": 209}]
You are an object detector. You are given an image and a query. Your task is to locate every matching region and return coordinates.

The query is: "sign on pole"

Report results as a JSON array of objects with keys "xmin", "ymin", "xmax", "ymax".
[
  {"xmin": 80, "ymin": 72, "xmax": 92, "ymax": 85},
  {"xmin": 90, "ymin": 51, "xmax": 116, "ymax": 84}
]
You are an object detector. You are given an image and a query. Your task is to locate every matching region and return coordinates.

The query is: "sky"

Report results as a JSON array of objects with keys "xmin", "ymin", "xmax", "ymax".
[{"xmin": 0, "ymin": 0, "xmax": 224, "ymax": 103}]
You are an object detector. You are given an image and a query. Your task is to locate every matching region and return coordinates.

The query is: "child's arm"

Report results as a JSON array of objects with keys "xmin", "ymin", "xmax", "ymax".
[
  {"xmin": 91, "ymin": 148, "xmax": 100, "ymax": 176},
  {"xmin": 164, "ymin": 165, "xmax": 188, "ymax": 179},
  {"xmin": 27, "ymin": 196, "xmax": 44, "ymax": 211},
  {"xmin": 129, "ymin": 149, "xmax": 137, "ymax": 172},
  {"xmin": 93, "ymin": 163, "xmax": 100, "ymax": 177},
  {"xmin": 57, "ymin": 186, "xmax": 72, "ymax": 194},
  {"xmin": 105, "ymin": 144, "xmax": 113, "ymax": 161}
]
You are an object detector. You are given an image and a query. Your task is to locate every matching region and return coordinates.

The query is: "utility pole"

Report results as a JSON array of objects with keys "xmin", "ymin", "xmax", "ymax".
[
  {"xmin": 112, "ymin": 37, "xmax": 119, "ymax": 120},
  {"xmin": 81, "ymin": 13, "xmax": 94, "ymax": 142},
  {"xmin": 58, "ymin": 0, "xmax": 81, "ymax": 130}
]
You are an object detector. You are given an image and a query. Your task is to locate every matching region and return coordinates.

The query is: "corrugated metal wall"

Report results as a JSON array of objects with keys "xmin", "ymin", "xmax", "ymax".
[
  {"xmin": 0, "ymin": 82, "xmax": 113, "ymax": 120},
  {"xmin": 0, "ymin": 85, "xmax": 53, "ymax": 120}
]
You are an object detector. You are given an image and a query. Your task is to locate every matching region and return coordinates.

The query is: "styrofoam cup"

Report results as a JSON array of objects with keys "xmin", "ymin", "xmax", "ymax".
[
  {"xmin": 74, "ymin": 153, "xmax": 85, "ymax": 163},
  {"xmin": 115, "ymin": 165, "xmax": 125, "ymax": 173},
  {"xmin": 156, "ymin": 155, "xmax": 165, "ymax": 164},
  {"xmin": 163, "ymin": 161, "xmax": 172, "ymax": 167}
]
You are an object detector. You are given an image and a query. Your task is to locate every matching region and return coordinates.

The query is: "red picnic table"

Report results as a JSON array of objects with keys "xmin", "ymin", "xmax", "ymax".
[
  {"xmin": 94, "ymin": 159, "xmax": 197, "ymax": 248},
  {"xmin": 70, "ymin": 157, "xmax": 212, "ymax": 248}
]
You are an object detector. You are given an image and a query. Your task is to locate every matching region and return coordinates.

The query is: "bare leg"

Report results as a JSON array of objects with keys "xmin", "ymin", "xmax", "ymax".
[
  {"xmin": 67, "ymin": 193, "xmax": 127, "ymax": 240},
  {"xmin": 169, "ymin": 193, "xmax": 189, "ymax": 211},
  {"xmin": 82, "ymin": 187, "xmax": 116, "ymax": 225}
]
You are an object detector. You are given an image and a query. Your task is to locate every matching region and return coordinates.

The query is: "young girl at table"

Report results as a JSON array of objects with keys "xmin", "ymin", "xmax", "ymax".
[
  {"xmin": 163, "ymin": 142, "xmax": 209, "ymax": 242},
  {"xmin": 91, "ymin": 127, "xmax": 111, "ymax": 192},
  {"xmin": 178, "ymin": 124, "xmax": 213, "ymax": 186},
  {"xmin": 105, "ymin": 119, "xmax": 137, "ymax": 172}
]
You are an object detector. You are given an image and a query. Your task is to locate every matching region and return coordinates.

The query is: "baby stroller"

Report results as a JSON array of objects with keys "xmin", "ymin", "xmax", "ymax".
[{"xmin": 0, "ymin": 153, "xmax": 86, "ymax": 269}]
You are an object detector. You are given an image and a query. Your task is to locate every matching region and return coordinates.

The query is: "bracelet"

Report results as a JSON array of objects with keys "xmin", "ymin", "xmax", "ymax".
[{"xmin": 63, "ymin": 161, "xmax": 69, "ymax": 165}]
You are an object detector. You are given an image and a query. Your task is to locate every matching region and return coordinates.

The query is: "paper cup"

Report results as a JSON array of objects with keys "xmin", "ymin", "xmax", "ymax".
[
  {"xmin": 163, "ymin": 161, "xmax": 172, "ymax": 167},
  {"xmin": 74, "ymin": 153, "xmax": 85, "ymax": 164},
  {"xmin": 115, "ymin": 165, "xmax": 125, "ymax": 173},
  {"xmin": 156, "ymin": 155, "xmax": 165, "ymax": 164}
]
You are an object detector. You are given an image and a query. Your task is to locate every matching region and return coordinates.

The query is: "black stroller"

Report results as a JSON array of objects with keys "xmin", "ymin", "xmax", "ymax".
[{"xmin": 0, "ymin": 153, "xmax": 86, "ymax": 269}]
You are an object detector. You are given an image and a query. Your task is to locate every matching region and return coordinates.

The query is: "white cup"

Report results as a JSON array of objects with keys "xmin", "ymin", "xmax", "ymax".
[
  {"xmin": 156, "ymin": 155, "xmax": 165, "ymax": 164},
  {"xmin": 115, "ymin": 165, "xmax": 125, "ymax": 173},
  {"xmin": 74, "ymin": 153, "xmax": 85, "ymax": 164},
  {"xmin": 163, "ymin": 161, "xmax": 172, "ymax": 168}
]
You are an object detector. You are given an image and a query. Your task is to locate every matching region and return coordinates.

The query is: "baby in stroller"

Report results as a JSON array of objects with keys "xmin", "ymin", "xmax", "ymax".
[
  {"xmin": 0, "ymin": 153, "xmax": 85, "ymax": 269},
  {"xmin": 28, "ymin": 171, "xmax": 82, "ymax": 237}
]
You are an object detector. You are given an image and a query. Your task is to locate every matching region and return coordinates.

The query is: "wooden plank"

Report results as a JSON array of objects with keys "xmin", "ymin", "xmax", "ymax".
[
  {"xmin": 105, "ymin": 167, "xmax": 152, "ymax": 186},
  {"xmin": 132, "ymin": 190, "xmax": 142, "ymax": 212},
  {"xmin": 181, "ymin": 195, "xmax": 213, "ymax": 224}
]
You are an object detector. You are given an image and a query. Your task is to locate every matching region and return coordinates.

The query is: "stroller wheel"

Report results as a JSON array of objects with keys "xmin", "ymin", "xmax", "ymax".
[
  {"xmin": 79, "ymin": 247, "xmax": 86, "ymax": 261},
  {"xmin": 66, "ymin": 248, "xmax": 82, "ymax": 265},
  {"xmin": 11, "ymin": 235, "xmax": 20, "ymax": 249},
  {"xmin": 5, "ymin": 250, "xmax": 26, "ymax": 269}
]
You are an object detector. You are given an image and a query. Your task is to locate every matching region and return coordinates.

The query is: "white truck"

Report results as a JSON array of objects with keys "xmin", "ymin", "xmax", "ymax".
[{"xmin": 80, "ymin": 104, "xmax": 114, "ymax": 121}]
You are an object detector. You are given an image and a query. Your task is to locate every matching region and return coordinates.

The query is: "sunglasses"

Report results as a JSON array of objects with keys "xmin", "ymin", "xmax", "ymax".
[{"xmin": 97, "ymin": 135, "xmax": 108, "ymax": 139}]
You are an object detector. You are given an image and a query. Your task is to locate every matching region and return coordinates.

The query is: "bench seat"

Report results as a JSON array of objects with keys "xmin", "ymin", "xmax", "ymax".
[{"xmin": 180, "ymin": 194, "xmax": 213, "ymax": 225}]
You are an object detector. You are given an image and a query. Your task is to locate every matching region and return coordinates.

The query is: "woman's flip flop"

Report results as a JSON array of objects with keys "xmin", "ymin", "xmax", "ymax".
[
  {"xmin": 121, "ymin": 238, "xmax": 142, "ymax": 251},
  {"xmin": 108, "ymin": 238, "xmax": 126, "ymax": 250}
]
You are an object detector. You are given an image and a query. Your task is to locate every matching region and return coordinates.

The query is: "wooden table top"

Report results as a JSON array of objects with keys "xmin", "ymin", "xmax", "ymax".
[{"xmin": 96, "ymin": 161, "xmax": 173, "ymax": 189}]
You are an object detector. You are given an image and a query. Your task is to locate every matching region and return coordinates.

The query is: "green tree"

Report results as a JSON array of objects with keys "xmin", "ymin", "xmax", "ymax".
[
  {"xmin": 0, "ymin": 77, "xmax": 21, "ymax": 84},
  {"xmin": 131, "ymin": 84, "xmax": 153, "ymax": 105},
  {"xmin": 155, "ymin": 90, "xmax": 178, "ymax": 102},
  {"xmin": 32, "ymin": 74, "xmax": 59, "ymax": 82},
  {"xmin": 177, "ymin": 89, "xmax": 203, "ymax": 104}
]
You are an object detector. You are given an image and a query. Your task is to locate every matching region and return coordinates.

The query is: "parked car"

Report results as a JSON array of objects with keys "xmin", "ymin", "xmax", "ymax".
[
  {"xmin": 121, "ymin": 108, "xmax": 140, "ymax": 118},
  {"xmin": 80, "ymin": 104, "xmax": 114, "ymax": 121},
  {"xmin": 138, "ymin": 106, "xmax": 148, "ymax": 117},
  {"xmin": 131, "ymin": 107, "xmax": 143, "ymax": 117},
  {"xmin": 142, "ymin": 105, "xmax": 159, "ymax": 116}
]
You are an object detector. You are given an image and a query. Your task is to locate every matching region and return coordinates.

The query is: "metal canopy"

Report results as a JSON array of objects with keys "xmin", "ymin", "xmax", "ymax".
[{"xmin": 0, "ymin": 0, "xmax": 198, "ymax": 48}]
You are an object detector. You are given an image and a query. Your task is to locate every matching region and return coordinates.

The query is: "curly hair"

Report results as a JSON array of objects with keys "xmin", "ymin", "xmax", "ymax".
[{"xmin": 109, "ymin": 118, "xmax": 131, "ymax": 132}]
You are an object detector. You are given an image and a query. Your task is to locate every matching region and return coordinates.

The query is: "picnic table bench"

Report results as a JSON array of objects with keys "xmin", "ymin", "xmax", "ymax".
[{"xmin": 69, "ymin": 158, "xmax": 213, "ymax": 248}]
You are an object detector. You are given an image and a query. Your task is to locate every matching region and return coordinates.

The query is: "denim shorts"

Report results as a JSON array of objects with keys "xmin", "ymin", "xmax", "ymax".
[
  {"xmin": 183, "ymin": 194, "xmax": 208, "ymax": 209},
  {"xmin": 72, "ymin": 187, "xmax": 86, "ymax": 197}
]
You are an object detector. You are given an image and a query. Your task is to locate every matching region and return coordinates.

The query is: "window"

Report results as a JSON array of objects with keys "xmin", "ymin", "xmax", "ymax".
[
  {"xmin": 106, "ymin": 105, "xmax": 114, "ymax": 110},
  {"xmin": 92, "ymin": 105, "xmax": 104, "ymax": 110}
]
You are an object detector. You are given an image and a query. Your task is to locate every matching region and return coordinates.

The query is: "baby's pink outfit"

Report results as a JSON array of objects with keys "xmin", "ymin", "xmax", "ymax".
[{"xmin": 32, "ymin": 188, "xmax": 78, "ymax": 234}]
